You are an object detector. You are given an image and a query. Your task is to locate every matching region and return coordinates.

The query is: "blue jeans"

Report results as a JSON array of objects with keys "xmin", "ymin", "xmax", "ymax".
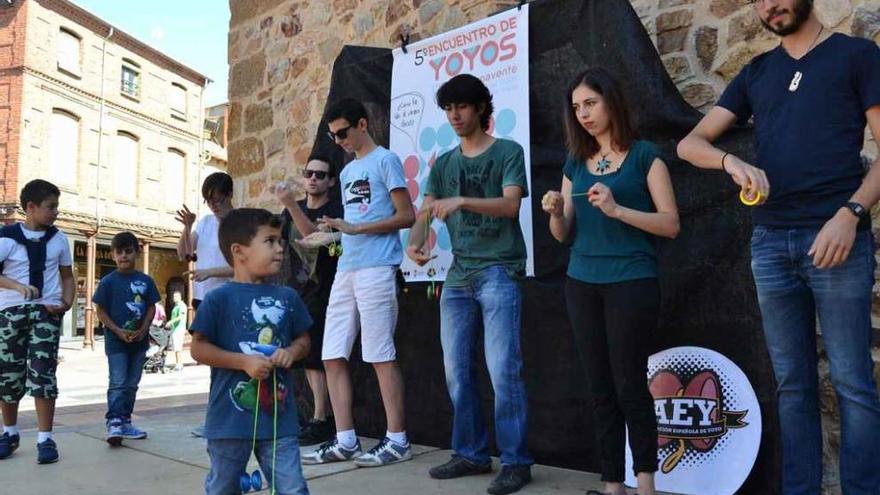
[
  {"xmin": 751, "ymin": 226, "xmax": 880, "ymax": 494},
  {"xmin": 105, "ymin": 348, "xmax": 147, "ymax": 423},
  {"xmin": 206, "ymin": 436, "xmax": 309, "ymax": 495},
  {"xmin": 439, "ymin": 265, "xmax": 533, "ymax": 466}
]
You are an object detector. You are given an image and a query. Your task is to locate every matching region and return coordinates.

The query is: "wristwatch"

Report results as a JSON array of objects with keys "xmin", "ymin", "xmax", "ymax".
[{"xmin": 844, "ymin": 201, "xmax": 869, "ymax": 219}]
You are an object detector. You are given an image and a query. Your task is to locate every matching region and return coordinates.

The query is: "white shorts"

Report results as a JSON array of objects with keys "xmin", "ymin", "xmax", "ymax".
[
  {"xmin": 322, "ymin": 265, "xmax": 398, "ymax": 363},
  {"xmin": 170, "ymin": 329, "xmax": 185, "ymax": 352}
]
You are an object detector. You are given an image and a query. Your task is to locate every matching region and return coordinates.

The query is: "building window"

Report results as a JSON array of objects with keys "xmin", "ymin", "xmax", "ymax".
[
  {"xmin": 115, "ymin": 131, "xmax": 139, "ymax": 201},
  {"xmin": 49, "ymin": 109, "xmax": 79, "ymax": 186},
  {"xmin": 57, "ymin": 28, "xmax": 81, "ymax": 76},
  {"xmin": 121, "ymin": 59, "xmax": 141, "ymax": 98},
  {"xmin": 165, "ymin": 148, "xmax": 186, "ymax": 210},
  {"xmin": 170, "ymin": 83, "xmax": 187, "ymax": 119}
]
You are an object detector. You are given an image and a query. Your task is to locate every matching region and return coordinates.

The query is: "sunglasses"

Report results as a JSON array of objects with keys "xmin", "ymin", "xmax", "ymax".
[
  {"xmin": 302, "ymin": 169, "xmax": 329, "ymax": 180},
  {"xmin": 327, "ymin": 125, "xmax": 353, "ymax": 141}
]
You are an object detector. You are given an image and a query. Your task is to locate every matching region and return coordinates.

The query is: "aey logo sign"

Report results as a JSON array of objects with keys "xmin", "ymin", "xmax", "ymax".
[{"xmin": 626, "ymin": 347, "xmax": 761, "ymax": 495}]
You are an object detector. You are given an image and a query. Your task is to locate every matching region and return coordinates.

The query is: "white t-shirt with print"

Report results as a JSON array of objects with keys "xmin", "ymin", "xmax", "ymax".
[
  {"xmin": 193, "ymin": 214, "xmax": 230, "ymax": 300},
  {"xmin": 0, "ymin": 225, "xmax": 72, "ymax": 311}
]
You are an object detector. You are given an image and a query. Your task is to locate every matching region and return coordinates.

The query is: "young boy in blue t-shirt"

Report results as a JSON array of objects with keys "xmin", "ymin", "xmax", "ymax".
[
  {"xmin": 93, "ymin": 232, "xmax": 160, "ymax": 446},
  {"xmin": 190, "ymin": 208, "xmax": 312, "ymax": 495}
]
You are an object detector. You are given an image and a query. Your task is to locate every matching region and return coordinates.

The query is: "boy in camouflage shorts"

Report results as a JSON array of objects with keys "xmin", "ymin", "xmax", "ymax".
[{"xmin": 0, "ymin": 180, "xmax": 74, "ymax": 464}]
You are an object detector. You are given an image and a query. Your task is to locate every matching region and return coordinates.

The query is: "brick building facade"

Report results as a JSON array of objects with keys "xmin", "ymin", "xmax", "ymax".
[{"xmin": 0, "ymin": 0, "xmax": 219, "ymax": 343}]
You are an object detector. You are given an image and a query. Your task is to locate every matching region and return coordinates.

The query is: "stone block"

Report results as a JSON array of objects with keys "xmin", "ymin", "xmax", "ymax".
[
  {"xmin": 267, "ymin": 58, "xmax": 291, "ymax": 86},
  {"xmin": 230, "ymin": 53, "xmax": 267, "ymax": 98},
  {"xmin": 245, "ymin": 101, "xmax": 274, "ymax": 133},
  {"xmin": 386, "ymin": 2, "xmax": 412, "ymax": 27},
  {"xmin": 815, "ymin": 0, "xmax": 852, "ymax": 28},
  {"xmin": 419, "ymin": 0, "xmax": 445, "ymax": 26},
  {"xmin": 663, "ymin": 55, "xmax": 692, "ymax": 82},
  {"xmin": 680, "ymin": 83, "xmax": 716, "ymax": 109},
  {"xmin": 228, "ymin": 137, "xmax": 266, "ymax": 176},
  {"xmin": 695, "ymin": 26, "xmax": 718, "ymax": 71},
  {"xmin": 853, "ymin": 6, "xmax": 880, "ymax": 40},
  {"xmin": 727, "ymin": 11, "xmax": 765, "ymax": 45},
  {"xmin": 709, "ymin": 0, "xmax": 750, "ymax": 19},
  {"xmin": 658, "ymin": 27, "xmax": 689, "ymax": 54},
  {"xmin": 657, "ymin": 9, "xmax": 693, "ymax": 33}
]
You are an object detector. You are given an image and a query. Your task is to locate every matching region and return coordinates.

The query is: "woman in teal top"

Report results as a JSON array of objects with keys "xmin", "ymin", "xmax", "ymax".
[{"xmin": 542, "ymin": 67, "xmax": 679, "ymax": 495}]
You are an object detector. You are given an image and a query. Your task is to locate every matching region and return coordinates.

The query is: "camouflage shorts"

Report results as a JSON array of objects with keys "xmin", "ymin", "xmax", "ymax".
[{"xmin": 0, "ymin": 304, "xmax": 62, "ymax": 402}]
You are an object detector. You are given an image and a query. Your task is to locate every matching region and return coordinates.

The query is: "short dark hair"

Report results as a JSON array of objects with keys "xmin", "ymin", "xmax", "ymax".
[
  {"xmin": 201, "ymin": 172, "xmax": 233, "ymax": 201},
  {"xmin": 436, "ymin": 74, "xmax": 494, "ymax": 130},
  {"xmin": 562, "ymin": 67, "xmax": 637, "ymax": 162},
  {"xmin": 326, "ymin": 98, "xmax": 369, "ymax": 128},
  {"xmin": 218, "ymin": 208, "xmax": 282, "ymax": 265},
  {"xmin": 111, "ymin": 231, "xmax": 140, "ymax": 252},
  {"xmin": 20, "ymin": 179, "xmax": 60, "ymax": 209},
  {"xmin": 306, "ymin": 153, "xmax": 335, "ymax": 178}
]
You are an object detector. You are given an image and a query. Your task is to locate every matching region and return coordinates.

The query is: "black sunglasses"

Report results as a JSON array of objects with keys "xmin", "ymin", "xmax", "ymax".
[
  {"xmin": 302, "ymin": 169, "xmax": 329, "ymax": 180},
  {"xmin": 327, "ymin": 125, "xmax": 353, "ymax": 141}
]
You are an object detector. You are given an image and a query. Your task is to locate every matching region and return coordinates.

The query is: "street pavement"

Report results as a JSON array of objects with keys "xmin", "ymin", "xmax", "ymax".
[{"xmin": 1, "ymin": 340, "xmax": 673, "ymax": 494}]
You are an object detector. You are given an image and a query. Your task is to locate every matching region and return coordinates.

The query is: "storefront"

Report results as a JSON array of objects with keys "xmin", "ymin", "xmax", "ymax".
[{"xmin": 70, "ymin": 240, "xmax": 186, "ymax": 340}]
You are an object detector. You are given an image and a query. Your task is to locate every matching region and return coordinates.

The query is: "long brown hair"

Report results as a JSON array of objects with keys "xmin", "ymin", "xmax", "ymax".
[{"xmin": 562, "ymin": 67, "xmax": 637, "ymax": 162}]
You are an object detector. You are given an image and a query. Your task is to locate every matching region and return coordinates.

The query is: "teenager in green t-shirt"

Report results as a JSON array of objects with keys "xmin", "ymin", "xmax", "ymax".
[
  {"xmin": 407, "ymin": 74, "xmax": 532, "ymax": 495},
  {"xmin": 542, "ymin": 67, "xmax": 679, "ymax": 495}
]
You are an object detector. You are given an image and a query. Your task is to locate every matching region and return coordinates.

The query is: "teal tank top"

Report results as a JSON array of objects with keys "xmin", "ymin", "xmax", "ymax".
[{"xmin": 562, "ymin": 140, "xmax": 660, "ymax": 284}]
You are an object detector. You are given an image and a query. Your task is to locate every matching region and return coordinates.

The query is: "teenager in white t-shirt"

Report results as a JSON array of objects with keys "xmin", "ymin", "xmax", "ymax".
[
  {"xmin": 175, "ymin": 172, "xmax": 234, "ymax": 308},
  {"xmin": 0, "ymin": 180, "xmax": 74, "ymax": 464},
  {"xmin": 301, "ymin": 98, "xmax": 416, "ymax": 468}
]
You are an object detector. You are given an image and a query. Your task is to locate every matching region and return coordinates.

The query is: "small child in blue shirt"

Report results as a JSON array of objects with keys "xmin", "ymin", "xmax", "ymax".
[
  {"xmin": 92, "ymin": 231, "xmax": 160, "ymax": 446},
  {"xmin": 190, "ymin": 208, "xmax": 312, "ymax": 495}
]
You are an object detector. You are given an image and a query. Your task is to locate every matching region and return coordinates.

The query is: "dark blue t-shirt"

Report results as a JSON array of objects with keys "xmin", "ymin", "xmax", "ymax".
[
  {"xmin": 717, "ymin": 33, "xmax": 880, "ymax": 228},
  {"xmin": 563, "ymin": 140, "xmax": 659, "ymax": 283},
  {"xmin": 92, "ymin": 270, "xmax": 160, "ymax": 355},
  {"xmin": 190, "ymin": 282, "xmax": 312, "ymax": 440}
]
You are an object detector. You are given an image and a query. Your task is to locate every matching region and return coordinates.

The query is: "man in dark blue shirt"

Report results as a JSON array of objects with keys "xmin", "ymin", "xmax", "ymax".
[{"xmin": 678, "ymin": 1, "xmax": 880, "ymax": 493}]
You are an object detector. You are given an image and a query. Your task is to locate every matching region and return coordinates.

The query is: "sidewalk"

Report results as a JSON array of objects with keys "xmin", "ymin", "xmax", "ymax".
[{"xmin": 3, "ymin": 343, "xmax": 675, "ymax": 494}]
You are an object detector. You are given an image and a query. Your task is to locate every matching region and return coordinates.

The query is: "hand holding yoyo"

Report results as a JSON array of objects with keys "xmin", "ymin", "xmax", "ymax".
[
  {"xmin": 721, "ymin": 153, "xmax": 769, "ymax": 206},
  {"xmin": 541, "ymin": 191, "xmax": 564, "ymax": 217}
]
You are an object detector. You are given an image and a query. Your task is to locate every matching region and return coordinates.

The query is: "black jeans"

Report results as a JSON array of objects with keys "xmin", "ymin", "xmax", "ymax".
[{"xmin": 565, "ymin": 277, "xmax": 659, "ymax": 482}]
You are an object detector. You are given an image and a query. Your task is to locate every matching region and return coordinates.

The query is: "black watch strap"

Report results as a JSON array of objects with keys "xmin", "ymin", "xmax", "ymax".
[{"xmin": 844, "ymin": 201, "xmax": 868, "ymax": 219}]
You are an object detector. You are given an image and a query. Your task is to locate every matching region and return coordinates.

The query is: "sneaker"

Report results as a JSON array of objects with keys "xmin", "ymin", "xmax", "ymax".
[
  {"xmin": 106, "ymin": 420, "xmax": 123, "ymax": 447},
  {"xmin": 36, "ymin": 438, "xmax": 59, "ymax": 464},
  {"xmin": 301, "ymin": 438, "xmax": 362, "ymax": 465},
  {"xmin": 298, "ymin": 418, "xmax": 335, "ymax": 447},
  {"xmin": 487, "ymin": 465, "xmax": 531, "ymax": 495},
  {"xmin": 354, "ymin": 437, "xmax": 413, "ymax": 467},
  {"xmin": 120, "ymin": 423, "xmax": 148, "ymax": 439},
  {"xmin": 0, "ymin": 432, "xmax": 20, "ymax": 459},
  {"xmin": 429, "ymin": 455, "xmax": 492, "ymax": 479}
]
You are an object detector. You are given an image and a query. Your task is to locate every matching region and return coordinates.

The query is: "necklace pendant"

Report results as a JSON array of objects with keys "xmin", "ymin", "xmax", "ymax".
[
  {"xmin": 597, "ymin": 156, "xmax": 612, "ymax": 174},
  {"xmin": 789, "ymin": 71, "xmax": 803, "ymax": 92}
]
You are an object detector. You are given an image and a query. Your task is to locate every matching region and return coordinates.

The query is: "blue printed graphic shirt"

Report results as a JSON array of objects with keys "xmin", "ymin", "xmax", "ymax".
[
  {"xmin": 92, "ymin": 270, "xmax": 160, "ymax": 355},
  {"xmin": 337, "ymin": 146, "xmax": 408, "ymax": 271},
  {"xmin": 190, "ymin": 282, "xmax": 312, "ymax": 440}
]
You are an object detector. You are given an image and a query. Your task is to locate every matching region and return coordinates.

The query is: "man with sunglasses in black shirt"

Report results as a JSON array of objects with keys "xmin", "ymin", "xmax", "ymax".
[{"xmin": 273, "ymin": 155, "xmax": 343, "ymax": 447}]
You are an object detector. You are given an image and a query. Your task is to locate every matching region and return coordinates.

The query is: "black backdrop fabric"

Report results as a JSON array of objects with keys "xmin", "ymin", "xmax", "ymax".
[{"xmin": 302, "ymin": 0, "xmax": 779, "ymax": 492}]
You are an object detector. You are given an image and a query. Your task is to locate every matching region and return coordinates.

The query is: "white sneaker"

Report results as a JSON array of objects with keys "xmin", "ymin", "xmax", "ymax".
[
  {"xmin": 301, "ymin": 438, "xmax": 362, "ymax": 465},
  {"xmin": 353, "ymin": 437, "xmax": 413, "ymax": 467}
]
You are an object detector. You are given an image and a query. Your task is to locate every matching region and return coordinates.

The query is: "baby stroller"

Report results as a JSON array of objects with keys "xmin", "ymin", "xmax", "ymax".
[{"xmin": 144, "ymin": 325, "xmax": 171, "ymax": 374}]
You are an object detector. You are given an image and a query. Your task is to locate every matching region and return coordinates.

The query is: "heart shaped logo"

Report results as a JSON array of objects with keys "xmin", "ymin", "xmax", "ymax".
[{"xmin": 649, "ymin": 369, "xmax": 748, "ymax": 473}]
